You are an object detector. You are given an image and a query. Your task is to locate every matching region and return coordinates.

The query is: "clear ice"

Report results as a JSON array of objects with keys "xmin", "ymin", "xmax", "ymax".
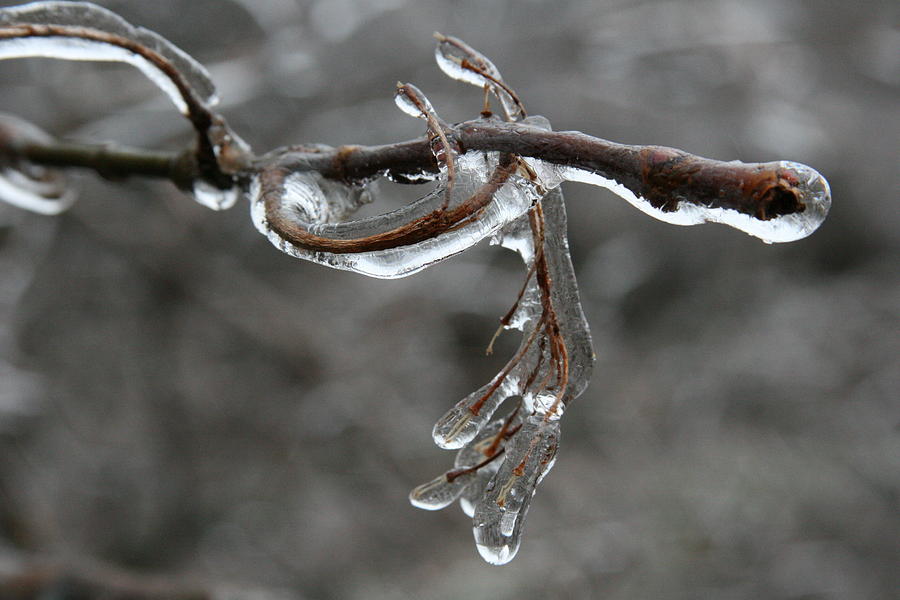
[
  {"xmin": 562, "ymin": 160, "xmax": 831, "ymax": 244},
  {"xmin": 0, "ymin": 1, "xmax": 218, "ymax": 114},
  {"xmin": 434, "ymin": 33, "xmax": 524, "ymax": 122},
  {"xmin": 413, "ymin": 115, "xmax": 594, "ymax": 565},
  {"xmin": 472, "ymin": 415, "xmax": 560, "ymax": 564},
  {"xmin": 0, "ymin": 9, "xmax": 833, "ymax": 565},
  {"xmin": 0, "ymin": 2, "xmax": 252, "ymax": 213},
  {"xmin": 192, "ymin": 178, "xmax": 240, "ymax": 211},
  {"xmin": 0, "ymin": 114, "xmax": 76, "ymax": 214},
  {"xmin": 249, "ymin": 89, "xmax": 549, "ymax": 278}
]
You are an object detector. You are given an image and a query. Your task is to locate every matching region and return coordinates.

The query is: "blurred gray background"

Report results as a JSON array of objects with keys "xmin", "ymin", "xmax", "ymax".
[{"xmin": 0, "ymin": 0, "xmax": 897, "ymax": 598}]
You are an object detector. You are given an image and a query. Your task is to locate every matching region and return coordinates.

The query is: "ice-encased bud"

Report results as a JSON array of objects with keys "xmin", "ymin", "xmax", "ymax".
[
  {"xmin": 393, "ymin": 83, "xmax": 435, "ymax": 120},
  {"xmin": 433, "ymin": 33, "xmax": 523, "ymax": 121},
  {"xmin": 432, "ymin": 380, "xmax": 515, "ymax": 450},
  {"xmin": 0, "ymin": 114, "xmax": 75, "ymax": 214},
  {"xmin": 411, "ymin": 415, "xmax": 518, "ymax": 513},
  {"xmin": 454, "ymin": 416, "xmax": 517, "ymax": 516},
  {"xmin": 409, "ymin": 471, "xmax": 475, "ymax": 511},
  {"xmin": 472, "ymin": 415, "xmax": 560, "ymax": 565}
]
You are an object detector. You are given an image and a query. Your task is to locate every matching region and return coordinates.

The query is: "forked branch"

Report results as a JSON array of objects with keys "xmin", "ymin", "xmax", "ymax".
[{"xmin": 0, "ymin": 1, "xmax": 831, "ymax": 567}]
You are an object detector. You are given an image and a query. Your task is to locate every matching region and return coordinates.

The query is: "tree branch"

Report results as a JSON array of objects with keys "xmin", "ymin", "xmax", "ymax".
[
  {"xmin": 8, "ymin": 139, "xmax": 196, "ymax": 189},
  {"xmin": 4, "ymin": 119, "xmax": 811, "ymax": 221}
]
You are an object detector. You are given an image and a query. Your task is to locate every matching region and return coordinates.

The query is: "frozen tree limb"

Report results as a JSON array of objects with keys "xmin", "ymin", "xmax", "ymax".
[
  {"xmin": 0, "ymin": 2, "xmax": 832, "ymax": 566},
  {"xmin": 4, "ymin": 119, "xmax": 829, "ymax": 240}
]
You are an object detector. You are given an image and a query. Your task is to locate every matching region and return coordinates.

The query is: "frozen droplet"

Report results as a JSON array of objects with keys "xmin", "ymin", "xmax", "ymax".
[
  {"xmin": 434, "ymin": 34, "xmax": 523, "ymax": 121},
  {"xmin": 0, "ymin": 114, "xmax": 75, "ymax": 214},
  {"xmin": 409, "ymin": 471, "xmax": 474, "ymax": 511},
  {"xmin": 0, "ymin": 1, "xmax": 218, "ymax": 114},
  {"xmin": 192, "ymin": 179, "xmax": 239, "ymax": 211},
  {"xmin": 393, "ymin": 83, "xmax": 435, "ymax": 120},
  {"xmin": 472, "ymin": 416, "xmax": 560, "ymax": 565},
  {"xmin": 432, "ymin": 378, "xmax": 518, "ymax": 449}
]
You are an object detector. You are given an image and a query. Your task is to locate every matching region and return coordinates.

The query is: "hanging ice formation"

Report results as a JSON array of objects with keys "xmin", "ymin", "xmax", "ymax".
[{"xmin": 0, "ymin": 3, "xmax": 834, "ymax": 565}]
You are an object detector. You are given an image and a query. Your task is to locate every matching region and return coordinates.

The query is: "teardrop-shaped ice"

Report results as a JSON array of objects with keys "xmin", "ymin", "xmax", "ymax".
[
  {"xmin": 0, "ymin": 1, "xmax": 218, "ymax": 114},
  {"xmin": 433, "ymin": 33, "xmax": 523, "ymax": 122},
  {"xmin": 393, "ymin": 83, "xmax": 435, "ymax": 120},
  {"xmin": 472, "ymin": 415, "xmax": 560, "ymax": 565},
  {"xmin": 409, "ymin": 471, "xmax": 475, "ymax": 511},
  {"xmin": 192, "ymin": 179, "xmax": 240, "ymax": 211},
  {"xmin": 432, "ymin": 375, "xmax": 520, "ymax": 449}
]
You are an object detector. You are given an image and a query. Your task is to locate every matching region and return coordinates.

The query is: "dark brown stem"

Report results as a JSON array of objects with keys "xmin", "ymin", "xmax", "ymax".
[
  {"xmin": 2, "ymin": 120, "xmax": 808, "ymax": 223},
  {"xmin": 266, "ymin": 120, "xmax": 810, "ymax": 221}
]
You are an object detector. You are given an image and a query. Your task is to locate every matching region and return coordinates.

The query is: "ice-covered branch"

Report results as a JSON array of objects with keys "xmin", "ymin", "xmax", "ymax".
[
  {"xmin": 0, "ymin": 1, "xmax": 251, "ymax": 208},
  {"xmin": 5, "ymin": 119, "xmax": 830, "ymax": 239},
  {"xmin": 0, "ymin": 2, "xmax": 832, "ymax": 567}
]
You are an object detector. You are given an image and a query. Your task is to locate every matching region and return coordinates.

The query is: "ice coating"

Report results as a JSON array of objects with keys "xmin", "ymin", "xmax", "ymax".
[
  {"xmin": 410, "ymin": 415, "xmax": 515, "ymax": 511},
  {"xmin": 432, "ymin": 376, "xmax": 519, "ymax": 450},
  {"xmin": 472, "ymin": 415, "xmax": 560, "ymax": 565},
  {"xmin": 562, "ymin": 160, "xmax": 831, "ymax": 243},
  {"xmin": 434, "ymin": 33, "xmax": 524, "ymax": 122},
  {"xmin": 432, "ymin": 117, "xmax": 593, "ymax": 450},
  {"xmin": 393, "ymin": 83, "xmax": 436, "ymax": 120},
  {"xmin": 0, "ymin": 114, "xmax": 75, "ymax": 214},
  {"xmin": 409, "ymin": 471, "xmax": 476, "ymax": 511},
  {"xmin": 416, "ymin": 119, "xmax": 594, "ymax": 564},
  {"xmin": 250, "ymin": 149, "xmax": 545, "ymax": 279},
  {"xmin": 0, "ymin": 1, "xmax": 218, "ymax": 114},
  {"xmin": 432, "ymin": 186, "xmax": 594, "ymax": 449},
  {"xmin": 192, "ymin": 179, "xmax": 240, "ymax": 211}
]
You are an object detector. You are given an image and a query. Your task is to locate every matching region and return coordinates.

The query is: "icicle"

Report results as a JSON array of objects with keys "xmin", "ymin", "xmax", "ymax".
[
  {"xmin": 0, "ymin": 1, "xmax": 218, "ymax": 115},
  {"xmin": 433, "ymin": 118, "xmax": 593, "ymax": 450},
  {"xmin": 472, "ymin": 415, "xmax": 560, "ymax": 565},
  {"xmin": 418, "ymin": 116, "xmax": 594, "ymax": 564},
  {"xmin": 0, "ymin": 114, "xmax": 75, "ymax": 214}
]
